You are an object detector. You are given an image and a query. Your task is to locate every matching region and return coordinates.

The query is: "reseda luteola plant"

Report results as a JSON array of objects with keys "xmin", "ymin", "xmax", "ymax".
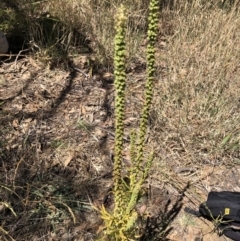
[{"xmin": 97, "ymin": 0, "xmax": 159, "ymax": 240}]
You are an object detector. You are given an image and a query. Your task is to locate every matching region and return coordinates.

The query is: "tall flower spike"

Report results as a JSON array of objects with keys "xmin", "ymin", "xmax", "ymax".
[
  {"xmin": 135, "ymin": 0, "xmax": 159, "ymax": 172},
  {"xmin": 97, "ymin": 1, "xmax": 160, "ymax": 240},
  {"xmin": 113, "ymin": 4, "xmax": 127, "ymax": 214}
]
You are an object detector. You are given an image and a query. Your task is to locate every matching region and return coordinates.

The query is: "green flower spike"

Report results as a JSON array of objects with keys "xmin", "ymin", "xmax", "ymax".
[
  {"xmin": 113, "ymin": 4, "xmax": 127, "ymax": 215},
  {"xmin": 130, "ymin": 0, "xmax": 159, "ymax": 190},
  {"xmin": 97, "ymin": 1, "xmax": 159, "ymax": 240}
]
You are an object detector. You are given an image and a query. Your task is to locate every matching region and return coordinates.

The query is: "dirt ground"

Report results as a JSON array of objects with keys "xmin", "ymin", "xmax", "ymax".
[{"xmin": 0, "ymin": 54, "xmax": 239, "ymax": 241}]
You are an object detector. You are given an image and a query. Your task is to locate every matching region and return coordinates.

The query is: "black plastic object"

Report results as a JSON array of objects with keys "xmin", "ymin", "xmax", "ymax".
[{"xmin": 199, "ymin": 191, "xmax": 240, "ymax": 241}]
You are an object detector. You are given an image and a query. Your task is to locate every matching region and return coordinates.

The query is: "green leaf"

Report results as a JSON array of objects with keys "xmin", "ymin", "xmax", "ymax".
[{"xmin": 221, "ymin": 134, "xmax": 232, "ymax": 146}]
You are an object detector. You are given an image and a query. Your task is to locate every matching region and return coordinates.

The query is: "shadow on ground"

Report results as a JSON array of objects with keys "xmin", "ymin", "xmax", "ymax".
[
  {"xmin": 139, "ymin": 183, "xmax": 189, "ymax": 241},
  {"xmin": 0, "ymin": 65, "xmax": 103, "ymax": 240}
]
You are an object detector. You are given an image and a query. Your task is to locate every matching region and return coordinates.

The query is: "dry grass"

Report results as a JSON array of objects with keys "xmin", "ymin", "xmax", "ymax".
[
  {"xmin": 1, "ymin": 0, "xmax": 240, "ymax": 240},
  {"xmin": 156, "ymin": 2, "xmax": 239, "ymax": 153},
  {"xmin": 10, "ymin": 0, "xmax": 151, "ymax": 67},
  {"xmin": 151, "ymin": 1, "xmax": 240, "ymax": 193}
]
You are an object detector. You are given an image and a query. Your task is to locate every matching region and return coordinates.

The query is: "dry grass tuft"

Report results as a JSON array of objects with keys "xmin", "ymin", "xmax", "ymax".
[
  {"xmin": 11, "ymin": 0, "xmax": 151, "ymax": 67},
  {"xmin": 152, "ymin": 2, "xmax": 240, "ymax": 177}
]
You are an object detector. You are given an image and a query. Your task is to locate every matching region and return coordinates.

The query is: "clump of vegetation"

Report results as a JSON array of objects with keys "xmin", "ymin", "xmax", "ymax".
[{"xmin": 96, "ymin": 0, "xmax": 159, "ymax": 240}]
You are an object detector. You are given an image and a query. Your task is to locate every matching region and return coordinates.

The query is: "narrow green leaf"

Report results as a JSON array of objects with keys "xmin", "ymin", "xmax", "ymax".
[{"xmin": 221, "ymin": 134, "xmax": 232, "ymax": 146}]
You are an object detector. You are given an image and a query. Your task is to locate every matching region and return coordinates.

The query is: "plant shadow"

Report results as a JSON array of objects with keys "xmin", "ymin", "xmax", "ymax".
[{"xmin": 140, "ymin": 182, "xmax": 190, "ymax": 241}]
